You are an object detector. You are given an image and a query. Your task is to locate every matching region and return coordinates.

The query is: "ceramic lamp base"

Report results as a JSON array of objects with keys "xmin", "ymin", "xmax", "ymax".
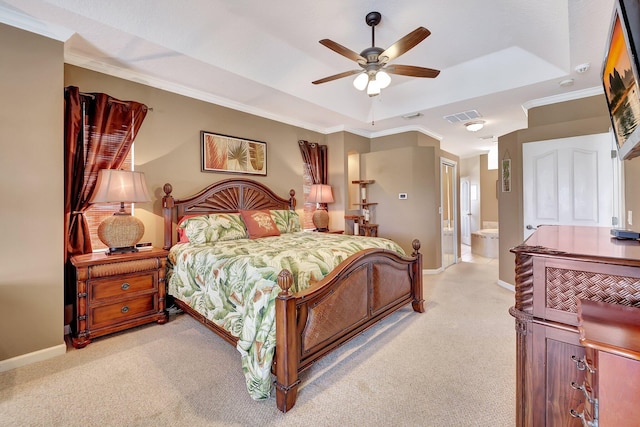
[
  {"xmin": 98, "ymin": 213, "xmax": 145, "ymax": 254},
  {"xmin": 312, "ymin": 208, "xmax": 329, "ymax": 232}
]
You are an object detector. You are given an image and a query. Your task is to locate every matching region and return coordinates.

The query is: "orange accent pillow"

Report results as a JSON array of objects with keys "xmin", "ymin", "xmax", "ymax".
[{"xmin": 240, "ymin": 210, "xmax": 281, "ymax": 239}]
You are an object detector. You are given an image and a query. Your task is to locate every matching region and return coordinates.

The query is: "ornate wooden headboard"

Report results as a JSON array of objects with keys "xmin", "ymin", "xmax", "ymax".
[{"xmin": 162, "ymin": 178, "xmax": 296, "ymax": 249}]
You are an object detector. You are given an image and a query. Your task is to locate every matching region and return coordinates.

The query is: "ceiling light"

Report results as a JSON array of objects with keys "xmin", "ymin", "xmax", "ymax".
[
  {"xmin": 465, "ymin": 121, "xmax": 485, "ymax": 132},
  {"xmin": 367, "ymin": 78, "xmax": 381, "ymax": 97},
  {"xmin": 353, "ymin": 73, "xmax": 368, "ymax": 91},
  {"xmin": 376, "ymin": 71, "xmax": 391, "ymax": 89},
  {"xmin": 353, "ymin": 70, "xmax": 391, "ymax": 97}
]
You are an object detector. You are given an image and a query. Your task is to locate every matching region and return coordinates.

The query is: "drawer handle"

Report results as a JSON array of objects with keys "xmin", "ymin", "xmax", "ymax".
[
  {"xmin": 570, "ymin": 408, "xmax": 597, "ymax": 427},
  {"xmin": 571, "ymin": 355, "xmax": 595, "ymax": 373},
  {"xmin": 121, "ymin": 282, "xmax": 130, "ymax": 291},
  {"xmin": 121, "ymin": 305, "xmax": 129, "ymax": 314},
  {"xmin": 570, "ymin": 381, "xmax": 595, "ymax": 404}
]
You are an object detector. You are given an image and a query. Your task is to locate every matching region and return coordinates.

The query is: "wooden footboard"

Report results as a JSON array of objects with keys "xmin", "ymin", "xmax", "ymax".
[{"xmin": 274, "ymin": 240, "xmax": 424, "ymax": 412}]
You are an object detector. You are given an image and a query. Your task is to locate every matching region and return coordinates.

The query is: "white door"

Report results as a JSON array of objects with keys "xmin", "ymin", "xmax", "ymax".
[
  {"xmin": 460, "ymin": 178, "xmax": 471, "ymax": 245},
  {"xmin": 523, "ymin": 133, "xmax": 616, "ymax": 240}
]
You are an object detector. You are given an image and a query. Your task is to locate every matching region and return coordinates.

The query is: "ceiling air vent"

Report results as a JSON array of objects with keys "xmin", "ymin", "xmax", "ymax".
[{"xmin": 443, "ymin": 110, "xmax": 482, "ymax": 124}]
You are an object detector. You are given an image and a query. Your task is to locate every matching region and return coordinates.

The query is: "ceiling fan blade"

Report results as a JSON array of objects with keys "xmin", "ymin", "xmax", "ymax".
[
  {"xmin": 319, "ymin": 39, "xmax": 366, "ymax": 63},
  {"xmin": 385, "ymin": 64, "xmax": 440, "ymax": 78},
  {"xmin": 379, "ymin": 27, "xmax": 431, "ymax": 63},
  {"xmin": 312, "ymin": 70, "xmax": 362, "ymax": 85}
]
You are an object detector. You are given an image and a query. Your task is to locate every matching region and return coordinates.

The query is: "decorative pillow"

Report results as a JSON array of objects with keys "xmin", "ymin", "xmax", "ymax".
[
  {"xmin": 178, "ymin": 213, "xmax": 248, "ymax": 244},
  {"xmin": 270, "ymin": 209, "xmax": 302, "ymax": 233},
  {"xmin": 240, "ymin": 210, "xmax": 281, "ymax": 239},
  {"xmin": 176, "ymin": 214, "xmax": 201, "ymax": 243}
]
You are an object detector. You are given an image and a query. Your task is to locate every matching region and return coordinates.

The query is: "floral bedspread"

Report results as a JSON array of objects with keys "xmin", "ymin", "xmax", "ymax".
[{"xmin": 167, "ymin": 232, "xmax": 405, "ymax": 400}]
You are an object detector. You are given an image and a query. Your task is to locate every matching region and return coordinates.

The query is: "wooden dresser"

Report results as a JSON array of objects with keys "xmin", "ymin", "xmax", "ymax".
[
  {"xmin": 510, "ymin": 225, "xmax": 640, "ymax": 426},
  {"xmin": 70, "ymin": 248, "xmax": 169, "ymax": 348},
  {"xmin": 577, "ymin": 299, "xmax": 640, "ymax": 427}
]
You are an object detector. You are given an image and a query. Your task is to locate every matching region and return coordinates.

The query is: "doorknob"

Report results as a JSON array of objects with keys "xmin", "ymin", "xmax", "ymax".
[{"xmin": 526, "ymin": 224, "xmax": 537, "ymax": 230}]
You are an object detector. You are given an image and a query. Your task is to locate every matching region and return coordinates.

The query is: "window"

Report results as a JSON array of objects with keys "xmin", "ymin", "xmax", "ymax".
[{"xmin": 84, "ymin": 156, "xmax": 133, "ymax": 251}]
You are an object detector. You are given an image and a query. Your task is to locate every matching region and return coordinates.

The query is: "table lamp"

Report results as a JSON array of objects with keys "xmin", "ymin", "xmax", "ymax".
[
  {"xmin": 308, "ymin": 184, "xmax": 334, "ymax": 232},
  {"xmin": 89, "ymin": 169, "xmax": 151, "ymax": 254}
]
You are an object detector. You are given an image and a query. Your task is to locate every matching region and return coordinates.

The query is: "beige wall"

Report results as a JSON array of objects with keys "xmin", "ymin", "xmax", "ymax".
[
  {"xmin": 0, "ymin": 24, "xmax": 64, "ymax": 362},
  {"xmin": 361, "ymin": 146, "xmax": 441, "ymax": 267},
  {"xmin": 362, "ymin": 132, "xmax": 459, "ymax": 269},
  {"xmin": 497, "ymin": 95, "xmax": 614, "ymax": 285},
  {"xmin": 479, "ymin": 154, "xmax": 499, "ymax": 227},
  {"xmin": 64, "ymin": 65, "xmax": 327, "ymax": 246}
]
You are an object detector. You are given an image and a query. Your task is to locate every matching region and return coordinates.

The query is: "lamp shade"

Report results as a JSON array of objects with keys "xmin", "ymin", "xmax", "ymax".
[
  {"xmin": 376, "ymin": 71, "xmax": 391, "ymax": 89},
  {"xmin": 367, "ymin": 78, "xmax": 381, "ymax": 97},
  {"xmin": 90, "ymin": 169, "xmax": 151, "ymax": 204},
  {"xmin": 89, "ymin": 169, "xmax": 151, "ymax": 254},
  {"xmin": 308, "ymin": 184, "xmax": 334, "ymax": 204},
  {"xmin": 353, "ymin": 73, "xmax": 369, "ymax": 91}
]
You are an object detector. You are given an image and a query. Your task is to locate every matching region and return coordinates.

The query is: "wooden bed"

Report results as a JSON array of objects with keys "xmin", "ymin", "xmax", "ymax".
[{"xmin": 162, "ymin": 178, "xmax": 424, "ymax": 412}]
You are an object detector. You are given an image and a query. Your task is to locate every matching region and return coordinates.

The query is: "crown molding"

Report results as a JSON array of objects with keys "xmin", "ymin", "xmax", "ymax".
[
  {"xmin": 66, "ymin": 52, "xmax": 445, "ymax": 142},
  {"xmin": 65, "ymin": 52, "xmax": 330, "ymax": 135},
  {"xmin": 522, "ymin": 86, "xmax": 604, "ymax": 116},
  {"xmin": 0, "ymin": 6, "xmax": 74, "ymax": 41},
  {"xmin": 370, "ymin": 124, "xmax": 443, "ymax": 141}
]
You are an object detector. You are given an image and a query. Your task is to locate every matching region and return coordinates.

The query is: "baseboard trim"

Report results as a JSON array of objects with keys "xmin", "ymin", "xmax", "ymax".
[
  {"xmin": 497, "ymin": 279, "xmax": 515, "ymax": 292},
  {"xmin": 424, "ymin": 267, "xmax": 443, "ymax": 275},
  {"xmin": 0, "ymin": 343, "xmax": 66, "ymax": 373}
]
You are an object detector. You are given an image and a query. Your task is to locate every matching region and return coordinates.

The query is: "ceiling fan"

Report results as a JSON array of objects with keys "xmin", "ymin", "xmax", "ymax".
[{"xmin": 312, "ymin": 11, "xmax": 440, "ymax": 96}]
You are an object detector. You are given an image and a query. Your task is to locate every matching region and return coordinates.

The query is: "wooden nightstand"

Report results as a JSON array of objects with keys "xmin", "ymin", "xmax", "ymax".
[{"xmin": 70, "ymin": 248, "xmax": 169, "ymax": 348}]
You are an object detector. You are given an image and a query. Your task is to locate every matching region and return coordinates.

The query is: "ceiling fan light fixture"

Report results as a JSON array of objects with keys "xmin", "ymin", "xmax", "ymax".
[
  {"xmin": 465, "ymin": 121, "xmax": 485, "ymax": 132},
  {"xmin": 353, "ymin": 73, "xmax": 369, "ymax": 91},
  {"xmin": 376, "ymin": 70, "xmax": 391, "ymax": 88},
  {"xmin": 367, "ymin": 78, "xmax": 381, "ymax": 97}
]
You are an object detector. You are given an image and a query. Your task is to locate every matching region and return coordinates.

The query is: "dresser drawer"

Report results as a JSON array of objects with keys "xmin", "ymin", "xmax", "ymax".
[
  {"xmin": 89, "ymin": 295, "xmax": 156, "ymax": 329},
  {"xmin": 533, "ymin": 257, "xmax": 640, "ymax": 326},
  {"xmin": 89, "ymin": 272, "xmax": 156, "ymax": 303}
]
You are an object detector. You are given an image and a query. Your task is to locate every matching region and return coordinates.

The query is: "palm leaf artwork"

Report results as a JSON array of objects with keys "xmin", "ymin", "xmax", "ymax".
[
  {"xmin": 205, "ymin": 134, "xmax": 227, "ymax": 170},
  {"xmin": 227, "ymin": 139, "xmax": 248, "ymax": 171},
  {"xmin": 248, "ymin": 142, "xmax": 265, "ymax": 172}
]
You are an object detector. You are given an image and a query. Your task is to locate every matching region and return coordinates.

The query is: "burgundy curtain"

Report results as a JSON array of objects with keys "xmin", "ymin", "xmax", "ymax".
[
  {"xmin": 298, "ymin": 140, "xmax": 328, "ymax": 229},
  {"xmin": 298, "ymin": 140, "xmax": 327, "ymax": 185},
  {"xmin": 64, "ymin": 86, "xmax": 148, "ymax": 260}
]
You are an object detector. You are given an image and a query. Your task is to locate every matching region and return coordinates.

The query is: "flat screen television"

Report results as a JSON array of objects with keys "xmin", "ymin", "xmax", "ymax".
[{"xmin": 602, "ymin": 0, "xmax": 640, "ymax": 160}]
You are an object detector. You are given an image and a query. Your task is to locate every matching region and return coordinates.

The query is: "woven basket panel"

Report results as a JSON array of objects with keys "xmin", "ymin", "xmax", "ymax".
[
  {"xmin": 89, "ymin": 258, "xmax": 159, "ymax": 278},
  {"xmin": 546, "ymin": 267, "xmax": 640, "ymax": 313}
]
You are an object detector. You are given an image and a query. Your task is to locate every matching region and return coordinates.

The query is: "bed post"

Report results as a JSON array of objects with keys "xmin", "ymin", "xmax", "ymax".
[
  {"xmin": 288, "ymin": 189, "xmax": 296, "ymax": 211},
  {"xmin": 274, "ymin": 269, "xmax": 300, "ymax": 413},
  {"xmin": 411, "ymin": 239, "xmax": 425, "ymax": 313},
  {"xmin": 162, "ymin": 183, "xmax": 174, "ymax": 250}
]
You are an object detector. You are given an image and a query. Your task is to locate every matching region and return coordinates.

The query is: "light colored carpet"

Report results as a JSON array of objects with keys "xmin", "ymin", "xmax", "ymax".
[{"xmin": 0, "ymin": 259, "xmax": 515, "ymax": 426}]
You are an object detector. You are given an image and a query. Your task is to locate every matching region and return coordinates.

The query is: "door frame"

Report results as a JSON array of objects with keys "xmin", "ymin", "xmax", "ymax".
[{"xmin": 440, "ymin": 157, "xmax": 458, "ymax": 268}]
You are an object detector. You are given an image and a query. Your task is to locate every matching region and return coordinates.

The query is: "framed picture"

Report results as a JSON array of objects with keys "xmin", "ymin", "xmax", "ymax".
[
  {"xmin": 201, "ymin": 131, "xmax": 267, "ymax": 175},
  {"xmin": 501, "ymin": 159, "xmax": 511, "ymax": 193},
  {"xmin": 602, "ymin": 0, "xmax": 640, "ymax": 160}
]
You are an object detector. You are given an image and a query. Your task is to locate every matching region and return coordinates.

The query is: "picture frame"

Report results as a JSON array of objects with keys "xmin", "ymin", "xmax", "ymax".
[
  {"xmin": 602, "ymin": 0, "xmax": 640, "ymax": 160},
  {"xmin": 501, "ymin": 158, "xmax": 511, "ymax": 193},
  {"xmin": 201, "ymin": 131, "xmax": 267, "ymax": 175}
]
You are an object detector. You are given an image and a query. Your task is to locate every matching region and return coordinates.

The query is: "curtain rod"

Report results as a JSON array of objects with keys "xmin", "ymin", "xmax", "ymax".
[{"xmin": 79, "ymin": 92, "xmax": 153, "ymax": 111}]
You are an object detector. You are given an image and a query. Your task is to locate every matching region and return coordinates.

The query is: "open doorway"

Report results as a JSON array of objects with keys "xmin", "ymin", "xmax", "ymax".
[{"xmin": 441, "ymin": 158, "xmax": 458, "ymax": 269}]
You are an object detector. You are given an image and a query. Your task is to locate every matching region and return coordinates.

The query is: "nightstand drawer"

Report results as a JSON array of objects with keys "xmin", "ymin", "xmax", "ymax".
[
  {"xmin": 90, "ymin": 295, "xmax": 156, "ymax": 329},
  {"xmin": 70, "ymin": 248, "xmax": 169, "ymax": 348},
  {"xmin": 89, "ymin": 272, "xmax": 156, "ymax": 302}
]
